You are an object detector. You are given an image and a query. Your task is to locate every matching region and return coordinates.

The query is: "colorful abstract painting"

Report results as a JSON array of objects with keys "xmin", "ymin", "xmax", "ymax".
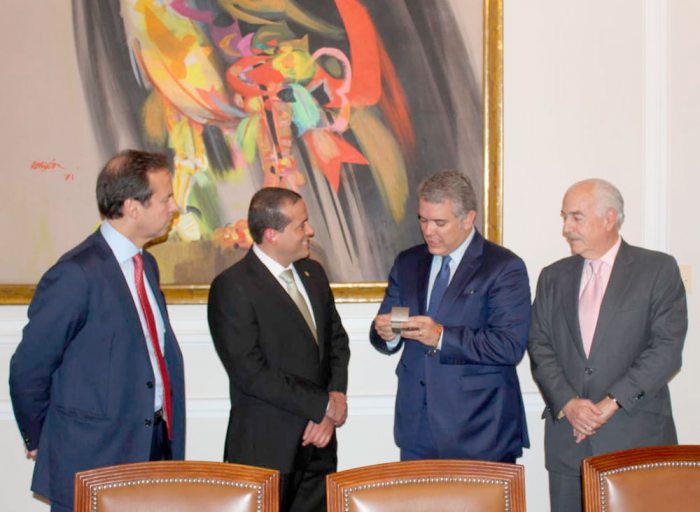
[{"xmin": 72, "ymin": 0, "xmax": 483, "ymax": 284}]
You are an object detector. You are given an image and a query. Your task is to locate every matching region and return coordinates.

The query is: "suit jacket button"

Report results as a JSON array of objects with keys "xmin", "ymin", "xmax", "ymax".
[
  {"xmin": 144, "ymin": 419, "xmax": 152, "ymax": 426},
  {"xmin": 635, "ymin": 392, "xmax": 645, "ymax": 400},
  {"xmin": 419, "ymin": 380, "xmax": 425, "ymax": 387},
  {"xmin": 584, "ymin": 367, "xmax": 594, "ymax": 375},
  {"xmin": 146, "ymin": 381, "xmax": 154, "ymax": 389}
]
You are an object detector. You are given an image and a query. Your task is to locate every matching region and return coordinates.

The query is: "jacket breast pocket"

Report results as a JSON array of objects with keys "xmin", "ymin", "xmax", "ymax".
[{"xmin": 55, "ymin": 405, "xmax": 109, "ymax": 423}]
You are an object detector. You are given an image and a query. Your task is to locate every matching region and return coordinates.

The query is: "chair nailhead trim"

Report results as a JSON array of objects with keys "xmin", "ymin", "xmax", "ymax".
[
  {"xmin": 598, "ymin": 460, "xmax": 700, "ymax": 512},
  {"xmin": 90, "ymin": 477, "xmax": 264, "ymax": 512},
  {"xmin": 342, "ymin": 476, "xmax": 511, "ymax": 512}
]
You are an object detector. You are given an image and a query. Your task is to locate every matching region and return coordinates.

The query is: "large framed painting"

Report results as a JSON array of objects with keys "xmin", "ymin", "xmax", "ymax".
[{"xmin": 0, "ymin": 0, "xmax": 502, "ymax": 304}]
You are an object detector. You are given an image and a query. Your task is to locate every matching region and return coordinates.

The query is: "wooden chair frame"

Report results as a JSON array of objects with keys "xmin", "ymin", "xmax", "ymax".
[
  {"xmin": 582, "ymin": 444, "xmax": 700, "ymax": 512},
  {"xmin": 74, "ymin": 460, "xmax": 279, "ymax": 512},
  {"xmin": 326, "ymin": 459, "xmax": 525, "ymax": 512}
]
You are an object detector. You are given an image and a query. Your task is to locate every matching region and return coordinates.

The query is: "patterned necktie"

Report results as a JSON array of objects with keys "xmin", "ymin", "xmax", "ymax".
[
  {"xmin": 279, "ymin": 269, "xmax": 317, "ymax": 343},
  {"xmin": 579, "ymin": 259, "xmax": 604, "ymax": 357},
  {"xmin": 133, "ymin": 254, "xmax": 172, "ymax": 439},
  {"xmin": 428, "ymin": 255, "xmax": 452, "ymax": 317}
]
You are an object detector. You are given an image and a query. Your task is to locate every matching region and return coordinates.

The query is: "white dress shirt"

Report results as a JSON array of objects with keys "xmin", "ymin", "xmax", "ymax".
[{"xmin": 252, "ymin": 244, "xmax": 317, "ymax": 328}]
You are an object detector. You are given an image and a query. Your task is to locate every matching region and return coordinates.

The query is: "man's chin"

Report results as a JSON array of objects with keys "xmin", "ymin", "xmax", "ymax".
[{"xmin": 568, "ymin": 244, "xmax": 583, "ymax": 256}]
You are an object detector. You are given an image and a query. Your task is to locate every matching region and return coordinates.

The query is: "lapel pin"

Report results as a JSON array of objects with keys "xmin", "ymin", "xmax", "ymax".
[{"xmin": 304, "ymin": 271, "xmax": 310, "ymax": 277}]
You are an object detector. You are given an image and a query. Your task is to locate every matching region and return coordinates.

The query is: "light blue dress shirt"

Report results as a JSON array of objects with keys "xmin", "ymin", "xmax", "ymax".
[
  {"xmin": 387, "ymin": 228, "xmax": 476, "ymax": 350},
  {"xmin": 100, "ymin": 221, "xmax": 166, "ymax": 412}
]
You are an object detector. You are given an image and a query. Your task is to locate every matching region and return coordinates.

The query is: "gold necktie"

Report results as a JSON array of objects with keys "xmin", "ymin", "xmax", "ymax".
[{"xmin": 279, "ymin": 269, "xmax": 317, "ymax": 342}]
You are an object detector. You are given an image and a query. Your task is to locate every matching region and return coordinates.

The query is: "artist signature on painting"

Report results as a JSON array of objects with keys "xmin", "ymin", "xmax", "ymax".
[{"xmin": 30, "ymin": 159, "xmax": 75, "ymax": 181}]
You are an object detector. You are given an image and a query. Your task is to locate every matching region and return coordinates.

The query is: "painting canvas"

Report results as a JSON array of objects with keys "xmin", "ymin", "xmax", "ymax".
[{"xmin": 0, "ymin": 0, "xmax": 500, "ymax": 303}]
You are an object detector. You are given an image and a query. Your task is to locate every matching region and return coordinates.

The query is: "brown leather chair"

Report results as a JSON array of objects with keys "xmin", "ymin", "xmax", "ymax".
[
  {"xmin": 74, "ymin": 460, "xmax": 279, "ymax": 512},
  {"xmin": 582, "ymin": 445, "xmax": 700, "ymax": 512},
  {"xmin": 326, "ymin": 459, "xmax": 525, "ymax": 512}
]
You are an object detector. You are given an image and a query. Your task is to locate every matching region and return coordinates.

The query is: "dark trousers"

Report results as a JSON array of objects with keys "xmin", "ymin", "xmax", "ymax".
[
  {"xmin": 280, "ymin": 442, "xmax": 337, "ymax": 512},
  {"xmin": 150, "ymin": 410, "xmax": 173, "ymax": 461},
  {"xmin": 549, "ymin": 471, "xmax": 582, "ymax": 512}
]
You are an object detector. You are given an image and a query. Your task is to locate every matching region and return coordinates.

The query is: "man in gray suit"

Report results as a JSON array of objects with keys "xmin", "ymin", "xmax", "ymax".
[{"xmin": 528, "ymin": 179, "xmax": 687, "ymax": 512}]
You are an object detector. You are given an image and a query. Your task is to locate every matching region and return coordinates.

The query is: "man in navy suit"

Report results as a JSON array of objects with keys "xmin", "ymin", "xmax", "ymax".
[
  {"xmin": 370, "ymin": 170, "xmax": 530, "ymax": 463},
  {"xmin": 9, "ymin": 150, "xmax": 186, "ymax": 512}
]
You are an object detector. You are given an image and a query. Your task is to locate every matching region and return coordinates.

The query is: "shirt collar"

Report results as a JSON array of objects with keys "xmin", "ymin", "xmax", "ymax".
[
  {"xmin": 445, "ymin": 227, "xmax": 476, "ymax": 265},
  {"xmin": 589, "ymin": 235, "xmax": 621, "ymax": 268},
  {"xmin": 100, "ymin": 220, "xmax": 140, "ymax": 264},
  {"xmin": 253, "ymin": 244, "xmax": 291, "ymax": 277}
]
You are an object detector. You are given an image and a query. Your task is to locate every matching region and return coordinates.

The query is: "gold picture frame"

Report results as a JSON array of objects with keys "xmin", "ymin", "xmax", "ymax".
[{"xmin": 0, "ymin": 0, "xmax": 502, "ymax": 306}]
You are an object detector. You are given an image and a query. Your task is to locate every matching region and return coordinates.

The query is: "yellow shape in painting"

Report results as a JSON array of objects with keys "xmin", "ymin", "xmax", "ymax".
[
  {"xmin": 272, "ymin": 47, "xmax": 315, "ymax": 83},
  {"xmin": 142, "ymin": 3, "xmax": 196, "ymax": 79},
  {"xmin": 124, "ymin": 0, "xmax": 228, "ymax": 124},
  {"xmin": 350, "ymin": 108, "xmax": 409, "ymax": 223},
  {"xmin": 142, "ymin": 91, "xmax": 167, "ymax": 145},
  {"xmin": 173, "ymin": 211, "xmax": 201, "ymax": 242}
]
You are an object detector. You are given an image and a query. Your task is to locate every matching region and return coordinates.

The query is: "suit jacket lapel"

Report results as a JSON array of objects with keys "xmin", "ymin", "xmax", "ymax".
[
  {"xmin": 589, "ymin": 241, "xmax": 633, "ymax": 358},
  {"xmin": 436, "ymin": 230, "xmax": 484, "ymax": 319},
  {"xmin": 143, "ymin": 254, "xmax": 166, "ymax": 320},
  {"xmin": 563, "ymin": 257, "xmax": 587, "ymax": 359},
  {"xmin": 296, "ymin": 262, "xmax": 325, "ymax": 359},
  {"xmin": 93, "ymin": 231, "xmax": 150, "ymax": 351},
  {"xmin": 142, "ymin": 251, "xmax": 179, "ymax": 359},
  {"xmin": 416, "ymin": 248, "xmax": 432, "ymax": 315}
]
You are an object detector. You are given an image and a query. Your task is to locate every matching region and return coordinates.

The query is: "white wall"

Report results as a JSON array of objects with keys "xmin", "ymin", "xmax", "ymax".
[
  {"xmin": 2, "ymin": 1, "xmax": 699, "ymax": 511},
  {"xmin": 667, "ymin": 0, "xmax": 700, "ymax": 445}
]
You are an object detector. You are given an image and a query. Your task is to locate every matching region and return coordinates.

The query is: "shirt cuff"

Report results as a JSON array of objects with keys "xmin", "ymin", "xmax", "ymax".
[
  {"xmin": 386, "ymin": 335, "xmax": 401, "ymax": 350},
  {"xmin": 435, "ymin": 330, "xmax": 444, "ymax": 351}
]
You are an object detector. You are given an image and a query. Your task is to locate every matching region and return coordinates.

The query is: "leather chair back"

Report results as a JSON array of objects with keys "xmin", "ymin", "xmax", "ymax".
[
  {"xmin": 326, "ymin": 459, "xmax": 525, "ymax": 512},
  {"xmin": 582, "ymin": 445, "xmax": 700, "ymax": 512},
  {"xmin": 74, "ymin": 460, "xmax": 279, "ymax": 511}
]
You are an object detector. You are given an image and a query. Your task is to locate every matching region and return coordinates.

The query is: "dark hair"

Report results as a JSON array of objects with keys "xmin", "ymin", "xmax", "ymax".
[
  {"xmin": 417, "ymin": 170, "xmax": 477, "ymax": 217},
  {"xmin": 248, "ymin": 187, "xmax": 302, "ymax": 244},
  {"xmin": 96, "ymin": 150, "xmax": 170, "ymax": 219}
]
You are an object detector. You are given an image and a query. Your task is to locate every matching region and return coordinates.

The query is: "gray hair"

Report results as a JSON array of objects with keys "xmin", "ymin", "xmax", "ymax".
[
  {"xmin": 572, "ymin": 178, "xmax": 625, "ymax": 229},
  {"xmin": 417, "ymin": 170, "xmax": 477, "ymax": 218}
]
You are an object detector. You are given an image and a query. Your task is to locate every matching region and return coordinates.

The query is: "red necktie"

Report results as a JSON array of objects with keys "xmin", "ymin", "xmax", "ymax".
[{"xmin": 133, "ymin": 253, "xmax": 172, "ymax": 440}]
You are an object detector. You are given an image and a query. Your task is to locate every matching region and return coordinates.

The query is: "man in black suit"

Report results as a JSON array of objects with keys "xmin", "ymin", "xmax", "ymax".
[{"xmin": 208, "ymin": 187, "xmax": 350, "ymax": 512}]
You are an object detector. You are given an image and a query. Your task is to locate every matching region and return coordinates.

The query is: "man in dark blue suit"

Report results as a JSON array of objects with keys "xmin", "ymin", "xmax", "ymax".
[
  {"xmin": 9, "ymin": 150, "xmax": 186, "ymax": 512},
  {"xmin": 370, "ymin": 170, "xmax": 530, "ymax": 463}
]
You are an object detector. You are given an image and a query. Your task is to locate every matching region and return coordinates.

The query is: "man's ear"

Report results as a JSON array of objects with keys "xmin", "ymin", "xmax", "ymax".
[
  {"xmin": 263, "ymin": 227, "xmax": 277, "ymax": 245},
  {"xmin": 604, "ymin": 207, "xmax": 618, "ymax": 231},
  {"xmin": 462, "ymin": 209, "xmax": 477, "ymax": 230},
  {"xmin": 122, "ymin": 198, "xmax": 140, "ymax": 220}
]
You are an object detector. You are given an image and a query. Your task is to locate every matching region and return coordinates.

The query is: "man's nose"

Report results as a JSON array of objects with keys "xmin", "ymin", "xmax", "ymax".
[{"xmin": 562, "ymin": 220, "xmax": 573, "ymax": 236}]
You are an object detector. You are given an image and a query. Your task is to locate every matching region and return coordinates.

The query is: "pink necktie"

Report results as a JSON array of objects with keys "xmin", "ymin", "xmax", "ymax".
[
  {"xmin": 133, "ymin": 254, "xmax": 172, "ymax": 440},
  {"xmin": 579, "ymin": 259, "xmax": 604, "ymax": 357}
]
